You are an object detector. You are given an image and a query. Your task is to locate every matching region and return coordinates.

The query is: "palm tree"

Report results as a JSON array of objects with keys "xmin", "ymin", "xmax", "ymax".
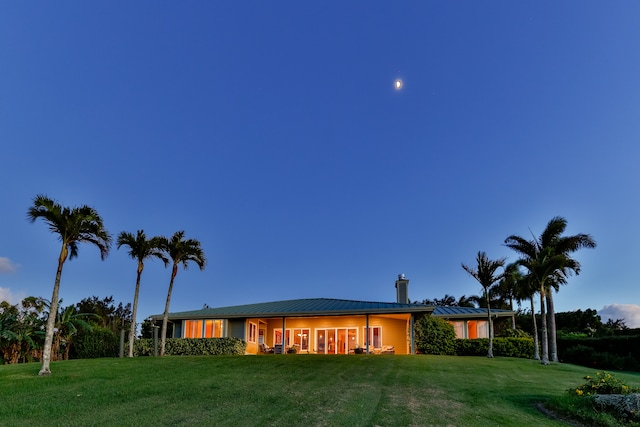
[
  {"xmin": 508, "ymin": 266, "xmax": 541, "ymax": 360},
  {"xmin": 159, "ymin": 231, "xmax": 206, "ymax": 356},
  {"xmin": 456, "ymin": 295, "xmax": 479, "ymax": 308},
  {"xmin": 493, "ymin": 262, "xmax": 521, "ymax": 328},
  {"xmin": 117, "ymin": 230, "xmax": 169, "ymax": 357},
  {"xmin": 27, "ymin": 195, "xmax": 111, "ymax": 375},
  {"xmin": 505, "ymin": 216, "xmax": 596, "ymax": 363},
  {"xmin": 461, "ymin": 251, "xmax": 506, "ymax": 358}
]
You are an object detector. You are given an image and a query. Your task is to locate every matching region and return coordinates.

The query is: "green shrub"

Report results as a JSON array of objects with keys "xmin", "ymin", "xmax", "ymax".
[
  {"xmin": 414, "ymin": 315, "xmax": 456, "ymax": 355},
  {"xmin": 71, "ymin": 326, "xmax": 119, "ymax": 359},
  {"xmin": 454, "ymin": 338, "xmax": 533, "ymax": 358},
  {"xmin": 570, "ymin": 371, "xmax": 639, "ymax": 396},
  {"xmin": 133, "ymin": 338, "xmax": 246, "ymax": 356},
  {"xmin": 493, "ymin": 337, "xmax": 534, "ymax": 358}
]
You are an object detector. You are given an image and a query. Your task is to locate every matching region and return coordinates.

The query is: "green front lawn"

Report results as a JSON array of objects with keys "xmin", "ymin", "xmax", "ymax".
[{"xmin": 1, "ymin": 355, "xmax": 639, "ymax": 426}]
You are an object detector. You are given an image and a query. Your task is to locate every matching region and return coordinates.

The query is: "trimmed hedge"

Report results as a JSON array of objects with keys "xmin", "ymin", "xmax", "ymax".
[
  {"xmin": 454, "ymin": 337, "xmax": 534, "ymax": 359},
  {"xmin": 558, "ymin": 335, "xmax": 640, "ymax": 361},
  {"xmin": 558, "ymin": 335, "xmax": 640, "ymax": 371},
  {"xmin": 71, "ymin": 326, "xmax": 119, "ymax": 359},
  {"xmin": 133, "ymin": 338, "xmax": 246, "ymax": 356}
]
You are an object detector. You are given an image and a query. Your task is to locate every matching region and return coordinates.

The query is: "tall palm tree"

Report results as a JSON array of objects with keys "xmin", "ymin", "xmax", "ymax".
[
  {"xmin": 27, "ymin": 195, "xmax": 111, "ymax": 375},
  {"xmin": 159, "ymin": 231, "xmax": 206, "ymax": 356},
  {"xmin": 461, "ymin": 251, "xmax": 506, "ymax": 358},
  {"xmin": 505, "ymin": 216, "xmax": 595, "ymax": 363},
  {"xmin": 493, "ymin": 262, "xmax": 522, "ymax": 328},
  {"xmin": 117, "ymin": 230, "xmax": 169, "ymax": 357}
]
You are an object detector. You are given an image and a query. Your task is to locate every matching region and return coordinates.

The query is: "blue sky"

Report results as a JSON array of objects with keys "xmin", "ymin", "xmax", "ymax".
[{"xmin": 1, "ymin": 2, "xmax": 639, "ymax": 327}]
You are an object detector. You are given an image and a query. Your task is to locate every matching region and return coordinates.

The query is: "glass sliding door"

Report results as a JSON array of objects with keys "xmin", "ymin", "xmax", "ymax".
[
  {"xmin": 327, "ymin": 329, "xmax": 336, "ymax": 354},
  {"xmin": 316, "ymin": 328, "xmax": 357, "ymax": 354},
  {"xmin": 347, "ymin": 328, "xmax": 357, "ymax": 353},
  {"xmin": 316, "ymin": 330, "xmax": 325, "ymax": 353},
  {"xmin": 293, "ymin": 328, "xmax": 309, "ymax": 352}
]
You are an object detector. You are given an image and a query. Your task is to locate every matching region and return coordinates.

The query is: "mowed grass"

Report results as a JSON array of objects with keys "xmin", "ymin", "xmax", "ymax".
[{"xmin": 1, "ymin": 355, "xmax": 639, "ymax": 427}]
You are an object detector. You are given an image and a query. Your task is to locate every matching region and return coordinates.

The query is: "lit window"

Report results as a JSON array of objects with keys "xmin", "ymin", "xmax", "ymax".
[
  {"xmin": 204, "ymin": 320, "xmax": 224, "ymax": 338},
  {"xmin": 184, "ymin": 320, "xmax": 203, "ymax": 338},
  {"xmin": 184, "ymin": 319, "xmax": 224, "ymax": 338},
  {"xmin": 449, "ymin": 321, "xmax": 464, "ymax": 339}
]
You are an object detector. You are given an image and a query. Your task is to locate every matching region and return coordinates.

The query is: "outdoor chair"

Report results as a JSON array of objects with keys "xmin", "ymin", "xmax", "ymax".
[
  {"xmin": 259, "ymin": 343, "xmax": 274, "ymax": 354},
  {"xmin": 380, "ymin": 345, "xmax": 395, "ymax": 354}
]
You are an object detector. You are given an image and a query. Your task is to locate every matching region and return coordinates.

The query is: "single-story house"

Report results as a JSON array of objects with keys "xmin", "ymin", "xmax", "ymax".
[{"xmin": 151, "ymin": 275, "xmax": 514, "ymax": 355}]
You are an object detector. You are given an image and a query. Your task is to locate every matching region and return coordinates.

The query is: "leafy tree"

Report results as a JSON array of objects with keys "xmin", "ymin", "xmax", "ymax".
[
  {"xmin": 75, "ymin": 296, "xmax": 132, "ymax": 334},
  {"xmin": 505, "ymin": 216, "xmax": 596, "ymax": 363},
  {"xmin": 554, "ymin": 308, "xmax": 602, "ymax": 336},
  {"xmin": 159, "ymin": 231, "xmax": 206, "ymax": 356},
  {"xmin": 603, "ymin": 318, "xmax": 628, "ymax": 332},
  {"xmin": 117, "ymin": 230, "xmax": 168, "ymax": 357},
  {"xmin": 140, "ymin": 317, "xmax": 155, "ymax": 339},
  {"xmin": 0, "ymin": 297, "xmax": 47, "ymax": 364},
  {"xmin": 0, "ymin": 303, "xmax": 19, "ymax": 364},
  {"xmin": 27, "ymin": 195, "xmax": 111, "ymax": 375},
  {"xmin": 462, "ymin": 251, "xmax": 506, "ymax": 358}
]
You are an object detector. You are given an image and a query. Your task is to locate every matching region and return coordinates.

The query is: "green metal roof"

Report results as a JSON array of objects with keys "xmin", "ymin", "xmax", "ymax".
[
  {"xmin": 433, "ymin": 306, "xmax": 514, "ymax": 318},
  {"xmin": 152, "ymin": 298, "xmax": 435, "ymax": 320}
]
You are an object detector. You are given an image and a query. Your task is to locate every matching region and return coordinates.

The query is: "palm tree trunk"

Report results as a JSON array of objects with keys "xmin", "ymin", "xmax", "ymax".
[
  {"xmin": 64, "ymin": 337, "xmax": 71, "ymax": 360},
  {"xmin": 539, "ymin": 287, "xmax": 549, "ymax": 365},
  {"xmin": 530, "ymin": 297, "xmax": 540, "ymax": 360},
  {"xmin": 509, "ymin": 296, "xmax": 516, "ymax": 329},
  {"xmin": 39, "ymin": 246, "xmax": 66, "ymax": 376},
  {"xmin": 160, "ymin": 263, "xmax": 178, "ymax": 357},
  {"xmin": 485, "ymin": 289, "xmax": 494, "ymax": 358},
  {"xmin": 128, "ymin": 265, "xmax": 143, "ymax": 358},
  {"xmin": 546, "ymin": 288, "xmax": 558, "ymax": 362}
]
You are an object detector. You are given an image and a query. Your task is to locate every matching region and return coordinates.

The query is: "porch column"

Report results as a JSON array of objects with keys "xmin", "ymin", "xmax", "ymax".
[
  {"xmin": 281, "ymin": 317, "xmax": 286, "ymax": 355},
  {"xmin": 365, "ymin": 314, "xmax": 370, "ymax": 355},
  {"xmin": 410, "ymin": 314, "xmax": 415, "ymax": 355}
]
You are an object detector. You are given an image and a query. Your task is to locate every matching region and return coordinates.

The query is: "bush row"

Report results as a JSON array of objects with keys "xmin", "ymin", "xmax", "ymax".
[
  {"xmin": 133, "ymin": 338, "xmax": 246, "ymax": 356},
  {"xmin": 558, "ymin": 335, "xmax": 640, "ymax": 360},
  {"xmin": 454, "ymin": 338, "xmax": 534, "ymax": 358},
  {"xmin": 562, "ymin": 345, "xmax": 640, "ymax": 371},
  {"xmin": 558, "ymin": 335, "xmax": 640, "ymax": 371}
]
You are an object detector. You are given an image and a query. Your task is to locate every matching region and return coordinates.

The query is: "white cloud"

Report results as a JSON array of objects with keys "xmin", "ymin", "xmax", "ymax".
[
  {"xmin": 0, "ymin": 287, "xmax": 25, "ymax": 305},
  {"xmin": 0, "ymin": 257, "xmax": 19, "ymax": 274},
  {"xmin": 599, "ymin": 304, "xmax": 640, "ymax": 329}
]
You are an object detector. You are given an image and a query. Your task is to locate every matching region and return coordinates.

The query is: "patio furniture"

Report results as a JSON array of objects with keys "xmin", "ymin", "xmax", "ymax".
[
  {"xmin": 259, "ymin": 343, "xmax": 274, "ymax": 354},
  {"xmin": 380, "ymin": 345, "xmax": 395, "ymax": 354}
]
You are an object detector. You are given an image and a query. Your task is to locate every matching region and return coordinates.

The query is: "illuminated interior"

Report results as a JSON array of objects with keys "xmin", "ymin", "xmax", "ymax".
[{"xmin": 184, "ymin": 319, "xmax": 224, "ymax": 338}]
